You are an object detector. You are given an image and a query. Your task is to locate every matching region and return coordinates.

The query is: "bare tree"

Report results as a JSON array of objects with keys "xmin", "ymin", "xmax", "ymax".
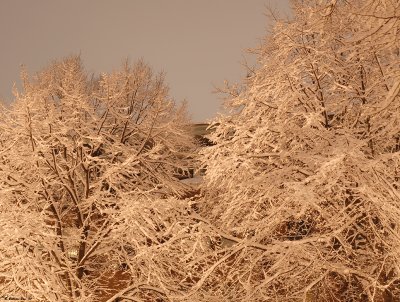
[
  {"xmin": 195, "ymin": 1, "xmax": 400, "ymax": 301},
  {"xmin": 0, "ymin": 56, "xmax": 196, "ymax": 301},
  {"xmin": 1, "ymin": 1, "xmax": 399, "ymax": 301}
]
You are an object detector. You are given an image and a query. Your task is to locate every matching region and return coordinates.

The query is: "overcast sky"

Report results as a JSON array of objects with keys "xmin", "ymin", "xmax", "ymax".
[{"xmin": 0, "ymin": 0, "xmax": 291, "ymax": 122}]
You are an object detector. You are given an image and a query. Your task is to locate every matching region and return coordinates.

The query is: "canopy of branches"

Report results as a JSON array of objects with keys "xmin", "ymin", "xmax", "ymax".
[
  {"xmin": 0, "ymin": 1, "xmax": 399, "ymax": 301},
  {"xmin": 199, "ymin": 0, "xmax": 400, "ymax": 301},
  {"xmin": 0, "ymin": 57, "xmax": 196, "ymax": 301}
]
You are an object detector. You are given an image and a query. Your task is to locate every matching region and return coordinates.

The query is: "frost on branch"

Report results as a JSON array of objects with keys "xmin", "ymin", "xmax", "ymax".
[
  {"xmin": 0, "ymin": 56, "xmax": 196, "ymax": 301},
  {"xmin": 198, "ymin": 1, "xmax": 400, "ymax": 301}
]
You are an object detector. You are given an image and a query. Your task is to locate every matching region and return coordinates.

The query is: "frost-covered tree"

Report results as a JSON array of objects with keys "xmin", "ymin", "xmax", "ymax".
[
  {"xmin": 195, "ymin": 1, "xmax": 400, "ymax": 301},
  {"xmin": 0, "ymin": 56, "xmax": 197, "ymax": 301}
]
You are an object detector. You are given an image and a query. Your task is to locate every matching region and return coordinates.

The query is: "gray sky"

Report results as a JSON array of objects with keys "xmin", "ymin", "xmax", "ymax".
[{"xmin": 0, "ymin": 0, "xmax": 291, "ymax": 122}]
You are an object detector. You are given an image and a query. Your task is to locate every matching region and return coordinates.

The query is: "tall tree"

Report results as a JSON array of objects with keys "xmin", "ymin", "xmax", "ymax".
[
  {"xmin": 0, "ymin": 56, "xmax": 196, "ymax": 301},
  {"xmin": 197, "ymin": 1, "xmax": 400, "ymax": 301}
]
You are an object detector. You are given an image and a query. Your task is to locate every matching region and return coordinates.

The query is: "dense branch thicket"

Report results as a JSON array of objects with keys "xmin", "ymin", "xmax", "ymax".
[
  {"xmin": 0, "ymin": 57, "xmax": 197, "ymax": 301},
  {"xmin": 1, "ymin": 1, "xmax": 399, "ymax": 302},
  {"xmin": 197, "ymin": 0, "xmax": 400, "ymax": 301}
]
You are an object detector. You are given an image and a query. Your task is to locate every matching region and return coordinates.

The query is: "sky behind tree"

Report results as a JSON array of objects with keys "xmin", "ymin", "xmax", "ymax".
[{"xmin": 0, "ymin": 0, "xmax": 291, "ymax": 122}]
